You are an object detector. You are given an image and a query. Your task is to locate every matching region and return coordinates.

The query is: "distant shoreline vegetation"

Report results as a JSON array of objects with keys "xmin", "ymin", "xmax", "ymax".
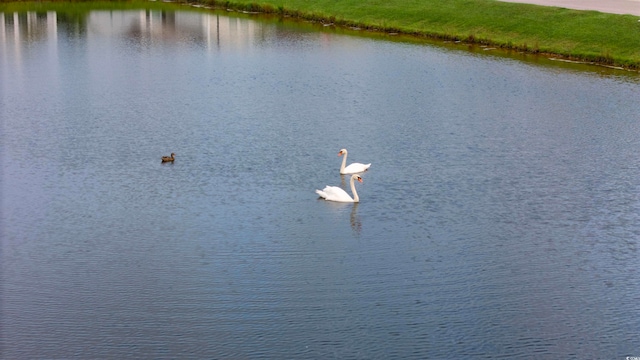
[{"xmin": 3, "ymin": 0, "xmax": 640, "ymax": 70}]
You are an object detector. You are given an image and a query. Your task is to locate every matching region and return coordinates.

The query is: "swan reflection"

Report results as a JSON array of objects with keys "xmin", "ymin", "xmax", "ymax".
[{"xmin": 350, "ymin": 202, "xmax": 362, "ymax": 236}]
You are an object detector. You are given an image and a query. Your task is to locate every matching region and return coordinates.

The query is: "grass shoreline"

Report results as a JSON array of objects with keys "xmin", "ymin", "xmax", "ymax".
[
  {"xmin": 2, "ymin": 0, "xmax": 640, "ymax": 69},
  {"xmin": 199, "ymin": 0, "xmax": 640, "ymax": 70}
]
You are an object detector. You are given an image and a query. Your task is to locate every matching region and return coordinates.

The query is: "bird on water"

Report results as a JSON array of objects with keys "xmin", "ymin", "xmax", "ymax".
[{"xmin": 161, "ymin": 153, "xmax": 175, "ymax": 163}]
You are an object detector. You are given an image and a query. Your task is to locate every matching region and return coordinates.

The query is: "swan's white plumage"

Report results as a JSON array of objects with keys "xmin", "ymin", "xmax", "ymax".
[
  {"xmin": 315, "ymin": 186, "xmax": 352, "ymax": 202},
  {"xmin": 342, "ymin": 162, "xmax": 371, "ymax": 174},
  {"xmin": 339, "ymin": 148, "xmax": 371, "ymax": 174},
  {"xmin": 316, "ymin": 174, "xmax": 362, "ymax": 203}
]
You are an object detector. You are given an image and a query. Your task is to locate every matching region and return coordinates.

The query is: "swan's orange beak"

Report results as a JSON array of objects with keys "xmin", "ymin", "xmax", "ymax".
[
  {"xmin": 357, "ymin": 178, "xmax": 363, "ymax": 183},
  {"xmin": 338, "ymin": 152, "xmax": 342, "ymax": 156}
]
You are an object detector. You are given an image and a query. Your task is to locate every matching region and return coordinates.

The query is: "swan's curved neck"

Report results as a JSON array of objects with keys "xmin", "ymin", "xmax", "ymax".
[
  {"xmin": 340, "ymin": 151, "xmax": 348, "ymax": 173},
  {"xmin": 350, "ymin": 175, "xmax": 359, "ymax": 203}
]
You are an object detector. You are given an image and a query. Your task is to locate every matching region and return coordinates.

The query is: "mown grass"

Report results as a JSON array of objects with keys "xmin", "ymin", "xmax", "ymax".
[{"xmin": 2, "ymin": 0, "xmax": 639, "ymax": 69}]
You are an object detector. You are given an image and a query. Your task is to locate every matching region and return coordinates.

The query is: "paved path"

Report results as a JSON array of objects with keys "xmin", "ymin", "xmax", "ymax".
[{"xmin": 499, "ymin": 0, "xmax": 640, "ymax": 15}]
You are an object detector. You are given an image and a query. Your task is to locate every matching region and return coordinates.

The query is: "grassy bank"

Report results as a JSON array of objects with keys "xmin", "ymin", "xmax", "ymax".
[
  {"xmin": 0, "ymin": 1, "xmax": 186, "ymax": 12},
  {"xmin": 201, "ymin": 0, "xmax": 640, "ymax": 69},
  {"xmin": 2, "ymin": 0, "xmax": 639, "ymax": 69}
]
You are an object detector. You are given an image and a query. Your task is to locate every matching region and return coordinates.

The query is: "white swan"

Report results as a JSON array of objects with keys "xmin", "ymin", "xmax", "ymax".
[
  {"xmin": 338, "ymin": 148, "xmax": 371, "ymax": 174},
  {"xmin": 316, "ymin": 174, "xmax": 363, "ymax": 203}
]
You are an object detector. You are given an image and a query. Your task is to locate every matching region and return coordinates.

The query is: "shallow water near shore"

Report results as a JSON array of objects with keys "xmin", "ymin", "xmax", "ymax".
[{"xmin": 1, "ymin": 8, "xmax": 640, "ymax": 359}]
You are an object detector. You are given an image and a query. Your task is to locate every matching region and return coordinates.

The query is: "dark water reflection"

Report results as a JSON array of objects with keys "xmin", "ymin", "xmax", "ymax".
[{"xmin": 2, "ymin": 7, "xmax": 640, "ymax": 359}]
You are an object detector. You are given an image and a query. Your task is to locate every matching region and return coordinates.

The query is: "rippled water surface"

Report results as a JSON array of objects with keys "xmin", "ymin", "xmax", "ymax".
[{"xmin": 2, "ymin": 7, "xmax": 640, "ymax": 359}]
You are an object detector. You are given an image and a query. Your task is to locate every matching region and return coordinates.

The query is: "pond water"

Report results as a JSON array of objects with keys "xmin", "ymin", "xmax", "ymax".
[{"xmin": 2, "ymin": 6, "xmax": 640, "ymax": 359}]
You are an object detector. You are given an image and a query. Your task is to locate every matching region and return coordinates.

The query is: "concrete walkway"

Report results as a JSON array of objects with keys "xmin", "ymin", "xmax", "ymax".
[{"xmin": 499, "ymin": 0, "xmax": 640, "ymax": 16}]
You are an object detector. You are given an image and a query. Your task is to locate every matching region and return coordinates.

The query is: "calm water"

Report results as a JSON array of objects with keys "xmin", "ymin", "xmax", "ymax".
[{"xmin": 2, "ymin": 7, "xmax": 640, "ymax": 359}]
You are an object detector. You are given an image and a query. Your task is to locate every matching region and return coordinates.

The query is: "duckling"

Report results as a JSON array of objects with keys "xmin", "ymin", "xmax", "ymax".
[{"xmin": 161, "ymin": 153, "xmax": 175, "ymax": 163}]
